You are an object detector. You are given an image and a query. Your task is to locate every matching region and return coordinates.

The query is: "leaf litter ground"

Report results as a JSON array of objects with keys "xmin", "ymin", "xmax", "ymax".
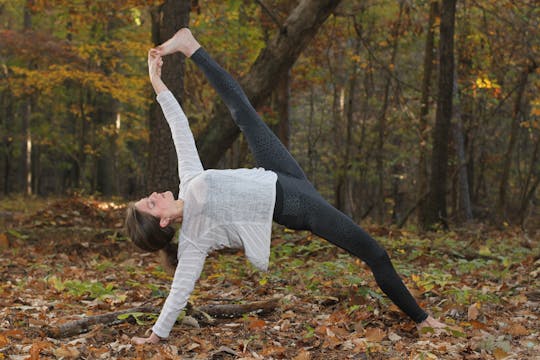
[{"xmin": 0, "ymin": 197, "xmax": 538, "ymax": 359}]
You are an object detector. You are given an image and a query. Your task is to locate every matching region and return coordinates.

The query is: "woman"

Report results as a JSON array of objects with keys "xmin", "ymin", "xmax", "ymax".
[{"xmin": 126, "ymin": 29, "xmax": 445, "ymax": 345}]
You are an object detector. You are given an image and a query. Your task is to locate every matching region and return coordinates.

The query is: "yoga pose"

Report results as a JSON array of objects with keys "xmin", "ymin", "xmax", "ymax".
[{"xmin": 125, "ymin": 29, "xmax": 444, "ymax": 345}]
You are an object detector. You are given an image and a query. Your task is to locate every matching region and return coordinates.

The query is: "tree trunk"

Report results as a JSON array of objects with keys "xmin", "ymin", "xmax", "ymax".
[
  {"xmin": 375, "ymin": 2, "xmax": 403, "ymax": 224},
  {"xmin": 452, "ymin": 74, "xmax": 473, "ymax": 222},
  {"xmin": 417, "ymin": 1, "xmax": 438, "ymax": 227},
  {"xmin": 422, "ymin": 0, "xmax": 456, "ymax": 229},
  {"xmin": 0, "ymin": 89, "xmax": 13, "ymax": 196},
  {"xmin": 518, "ymin": 133, "xmax": 540, "ymax": 225},
  {"xmin": 496, "ymin": 61, "xmax": 537, "ymax": 223},
  {"xmin": 197, "ymin": 0, "xmax": 342, "ymax": 168},
  {"xmin": 147, "ymin": 0, "xmax": 191, "ymax": 195},
  {"xmin": 23, "ymin": 0, "xmax": 34, "ymax": 196}
]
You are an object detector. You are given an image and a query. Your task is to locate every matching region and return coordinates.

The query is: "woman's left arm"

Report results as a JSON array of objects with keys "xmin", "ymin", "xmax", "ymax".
[
  {"xmin": 157, "ymin": 91, "xmax": 204, "ymax": 188},
  {"xmin": 132, "ymin": 242, "xmax": 208, "ymax": 344}
]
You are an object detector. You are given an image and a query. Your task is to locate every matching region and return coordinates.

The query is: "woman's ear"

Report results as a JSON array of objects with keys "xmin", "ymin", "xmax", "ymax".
[{"xmin": 160, "ymin": 217, "xmax": 170, "ymax": 228}]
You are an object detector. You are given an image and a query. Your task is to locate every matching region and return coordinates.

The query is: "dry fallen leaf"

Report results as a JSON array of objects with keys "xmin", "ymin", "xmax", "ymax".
[
  {"xmin": 468, "ymin": 302, "xmax": 480, "ymax": 320},
  {"xmin": 247, "ymin": 317, "xmax": 266, "ymax": 330},
  {"xmin": 54, "ymin": 345, "xmax": 80, "ymax": 359},
  {"xmin": 365, "ymin": 327, "xmax": 386, "ymax": 342},
  {"xmin": 0, "ymin": 334, "xmax": 9, "ymax": 347},
  {"xmin": 293, "ymin": 349, "xmax": 311, "ymax": 360},
  {"xmin": 388, "ymin": 332, "xmax": 402, "ymax": 342},
  {"xmin": 506, "ymin": 323, "xmax": 529, "ymax": 336},
  {"xmin": 0, "ymin": 233, "xmax": 9, "ymax": 249},
  {"xmin": 493, "ymin": 347, "xmax": 510, "ymax": 360}
]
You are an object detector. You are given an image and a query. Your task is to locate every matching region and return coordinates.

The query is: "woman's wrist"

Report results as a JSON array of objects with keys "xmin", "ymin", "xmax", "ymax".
[{"xmin": 151, "ymin": 77, "xmax": 168, "ymax": 94}]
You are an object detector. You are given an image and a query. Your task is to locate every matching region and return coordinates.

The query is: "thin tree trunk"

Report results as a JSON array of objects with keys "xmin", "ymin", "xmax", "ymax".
[
  {"xmin": 417, "ymin": 1, "xmax": 439, "ymax": 227},
  {"xmin": 496, "ymin": 61, "xmax": 537, "ymax": 223},
  {"xmin": 147, "ymin": 0, "xmax": 191, "ymax": 195},
  {"xmin": 306, "ymin": 87, "xmax": 319, "ymax": 182},
  {"xmin": 23, "ymin": 0, "xmax": 34, "ymax": 196},
  {"xmin": 423, "ymin": 0, "xmax": 457, "ymax": 229},
  {"xmin": 452, "ymin": 74, "xmax": 473, "ymax": 222},
  {"xmin": 518, "ymin": 131, "xmax": 540, "ymax": 225},
  {"xmin": 375, "ymin": 2, "xmax": 403, "ymax": 223}
]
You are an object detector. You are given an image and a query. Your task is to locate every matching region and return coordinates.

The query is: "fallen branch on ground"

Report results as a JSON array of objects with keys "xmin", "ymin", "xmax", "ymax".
[{"xmin": 45, "ymin": 297, "xmax": 280, "ymax": 339}]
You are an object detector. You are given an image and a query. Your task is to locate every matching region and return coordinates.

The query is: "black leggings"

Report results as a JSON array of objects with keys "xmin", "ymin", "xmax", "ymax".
[{"xmin": 191, "ymin": 48, "xmax": 428, "ymax": 323}]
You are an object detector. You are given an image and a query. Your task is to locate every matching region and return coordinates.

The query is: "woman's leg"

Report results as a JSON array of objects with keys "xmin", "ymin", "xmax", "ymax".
[
  {"xmin": 156, "ymin": 29, "xmax": 306, "ymax": 179},
  {"xmin": 309, "ymin": 198, "xmax": 428, "ymax": 322},
  {"xmin": 273, "ymin": 176, "xmax": 428, "ymax": 323},
  {"xmin": 191, "ymin": 48, "xmax": 307, "ymax": 179}
]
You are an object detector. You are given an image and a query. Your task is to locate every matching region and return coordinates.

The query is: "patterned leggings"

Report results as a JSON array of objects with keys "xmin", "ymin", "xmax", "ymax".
[{"xmin": 191, "ymin": 48, "xmax": 428, "ymax": 323}]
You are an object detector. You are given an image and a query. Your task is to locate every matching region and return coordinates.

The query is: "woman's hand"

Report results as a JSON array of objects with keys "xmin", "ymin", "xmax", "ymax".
[
  {"xmin": 147, "ymin": 49, "xmax": 163, "ymax": 81},
  {"xmin": 147, "ymin": 49, "xmax": 168, "ymax": 94},
  {"xmin": 131, "ymin": 331, "xmax": 163, "ymax": 345}
]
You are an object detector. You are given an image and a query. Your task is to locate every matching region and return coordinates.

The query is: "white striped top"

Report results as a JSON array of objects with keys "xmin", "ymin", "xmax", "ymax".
[{"xmin": 151, "ymin": 91, "xmax": 277, "ymax": 338}]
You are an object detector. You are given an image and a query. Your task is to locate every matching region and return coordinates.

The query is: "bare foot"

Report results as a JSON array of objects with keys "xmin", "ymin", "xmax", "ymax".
[
  {"xmin": 155, "ymin": 28, "xmax": 201, "ymax": 58},
  {"xmin": 417, "ymin": 316, "xmax": 448, "ymax": 336}
]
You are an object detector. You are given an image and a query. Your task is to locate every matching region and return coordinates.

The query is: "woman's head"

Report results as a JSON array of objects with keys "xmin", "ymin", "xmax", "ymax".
[{"xmin": 125, "ymin": 202, "xmax": 176, "ymax": 252}]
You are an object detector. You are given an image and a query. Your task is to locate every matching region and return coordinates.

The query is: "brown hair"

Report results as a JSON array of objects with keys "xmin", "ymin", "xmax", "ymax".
[{"xmin": 125, "ymin": 202, "xmax": 178, "ymax": 275}]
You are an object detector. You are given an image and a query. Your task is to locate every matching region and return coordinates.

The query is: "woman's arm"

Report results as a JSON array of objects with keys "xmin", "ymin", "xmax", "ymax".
[
  {"xmin": 132, "ymin": 242, "xmax": 208, "ymax": 344},
  {"xmin": 148, "ymin": 50, "xmax": 204, "ymax": 190}
]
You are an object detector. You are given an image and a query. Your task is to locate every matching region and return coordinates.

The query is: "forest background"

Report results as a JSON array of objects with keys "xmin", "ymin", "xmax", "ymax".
[
  {"xmin": 0, "ymin": 1, "xmax": 539, "ymax": 359},
  {"xmin": 1, "ymin": 0, "xmax": 539, "ymax": 230}
]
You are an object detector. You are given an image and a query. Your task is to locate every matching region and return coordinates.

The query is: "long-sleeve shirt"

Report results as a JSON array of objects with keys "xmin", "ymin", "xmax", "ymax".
[{"xmin": 151, "ymin": 91, "xmax": 277, "ymax": 338}]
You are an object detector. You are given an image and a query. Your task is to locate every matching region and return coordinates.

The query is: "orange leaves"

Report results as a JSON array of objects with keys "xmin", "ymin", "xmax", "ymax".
[
  {"xmin": 364, "ymin": 327, "xmax": 386, "ymax": 342},
  {"xmin": 246, "ymin": 317, "xmax": 266, "ymax": 330},
  {"xmin": 505, "ymin": 323, "xmax": 530, "ymax": 337},
  {"xmin": 0, "ymin": 233, "xmax": 9, "ymax": 249},
  {"xmin": 28, "ymin": 341, "xmax": 53, "ymax": 360}
]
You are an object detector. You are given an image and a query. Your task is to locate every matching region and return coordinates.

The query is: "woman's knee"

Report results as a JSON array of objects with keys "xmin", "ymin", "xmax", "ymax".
[{"xmin": 364, "ymin": 247, "xmax": 391, "ymax": 269}]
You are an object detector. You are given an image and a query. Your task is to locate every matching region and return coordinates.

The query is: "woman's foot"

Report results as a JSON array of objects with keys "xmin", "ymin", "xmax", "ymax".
[
  {"xmin": 417, "ymin": 315, "xmax": 447, "ymax": 336},
  {"xmin": 155, "ymin": 28, "xmax": 201, "ymax": 58}
]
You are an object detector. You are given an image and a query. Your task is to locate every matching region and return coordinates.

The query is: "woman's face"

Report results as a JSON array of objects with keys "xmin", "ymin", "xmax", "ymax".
[{"xmin": 135, "ymin": 191, "xmax": 177, "ymax": 220}]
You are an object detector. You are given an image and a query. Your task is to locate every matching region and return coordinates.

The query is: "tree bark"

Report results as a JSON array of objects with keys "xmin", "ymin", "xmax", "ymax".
[
  {"xmin": 422, "ymin": 0, "xmax": 457, "ymax": 229},
  {"xmin": 452, "ymin": 74, "xmax": 473, "ymax": 222},
  {"xmin": 496, "ymin": 61, "xmax": 537, "ymax": 223},
  {"xmin": 518, "ymin": 125, "xmax": 540, "ymax": 225},
  {"xmin": 147, "ymin": 0, "xmax": 191, "ymax": 195},
  {"xmin": 417, "ymin": 1, "xmax": 438, "ymax": 227},
  {"xmin": 375, "ymin": 1, "xmax": 403, "ymax": 223},
  {"xmin": 23, "ymin": 0, "xmax": 34, "ymax": 196},
  {"xmin": 196, "ymin": 0, "xmax": 342, "ymax": 167}
]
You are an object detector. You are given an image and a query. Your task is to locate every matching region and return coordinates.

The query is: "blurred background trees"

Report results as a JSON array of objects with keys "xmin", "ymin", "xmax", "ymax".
[{"xmin": 0, "ymin": 0, "xmax": 538, "ymax": 230}]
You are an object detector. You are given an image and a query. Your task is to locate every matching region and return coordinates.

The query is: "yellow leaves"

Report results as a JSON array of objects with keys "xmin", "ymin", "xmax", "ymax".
[
  {"xmin": 474, "ymin": 75, "xmax": 501, "ymax": 90},
  {"xmin": 478, "ymin": 245, "xmax": 492, "ymax": 256}
]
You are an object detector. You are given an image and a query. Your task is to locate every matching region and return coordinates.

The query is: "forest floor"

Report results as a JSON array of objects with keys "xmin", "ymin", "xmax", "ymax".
[{"xmin": 0, "ymin": 196, "xmax": 538, "ymax": 360}]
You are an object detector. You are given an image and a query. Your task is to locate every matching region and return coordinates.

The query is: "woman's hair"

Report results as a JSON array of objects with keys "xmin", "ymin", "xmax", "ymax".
[{"xmin": 125, "ymin": 202, "xmax": 178, "ymax": 275}]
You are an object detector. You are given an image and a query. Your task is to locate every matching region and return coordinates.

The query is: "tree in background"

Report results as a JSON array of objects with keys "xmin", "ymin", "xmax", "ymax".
[
  {"xmin": 422, "ymin": 0, "xmax": 457, "ymax": 230},
  {"xmin": 147, "ymin": 0, "xmax": 190, "ymax": 196}
]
